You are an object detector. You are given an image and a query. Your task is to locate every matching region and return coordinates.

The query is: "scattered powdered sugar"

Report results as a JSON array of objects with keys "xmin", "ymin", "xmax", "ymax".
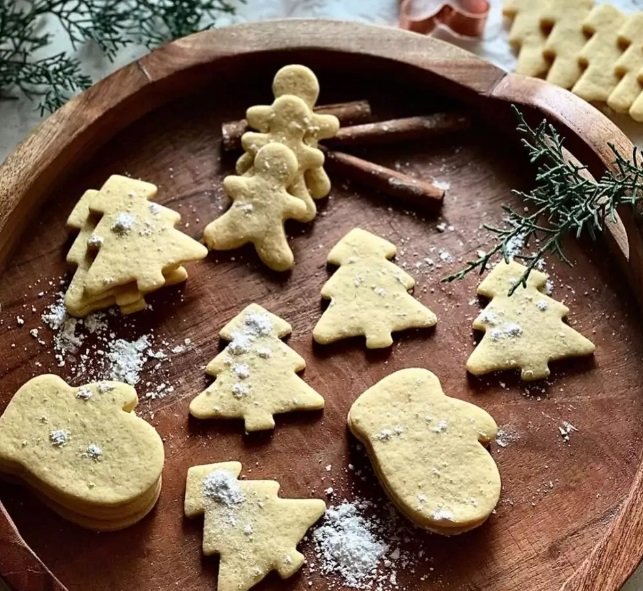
[
  {"xmin": 559, "ymin": 421, "xmax": 578, "ymax": 443},
  {"xmin": 107, "ymin": 336, "xmax": 150, "ymax": 385},
  {"xmin": 495, "ymin": 425, "xmax": 520, "ymax": 448},
  {"xmin": 244, "ymin": 312, "xmax": 272, "ymax": 336},
  {"xmin": 536, "ymin": 299, "xmax": 549, "ymax": 311},
  {"xmin": 203, "ymin": 470, "xmax": 245, "ymax": 505},
  {"xmin": 505, "ymin": 230, "xmax": 527, "ymax": 259},
  {"xmin": 229, "ymin": 332, "xmax": 252, "ymax": 355},
  {"xmin": 111, "ymin": 212, "xmax": 136, "ymax": 235},
  {"xmin": 75, "ymin": 386, "xmax": 93, "ymax": 400},
  {"xmin": 490, "ymin": 322, "xmax": 523, "ymax": 342},
  {"xmin": 87, "ymin": 233, "xmax": 104, "ymax": 248},
  {"xmin": 231, "ymin": 383, "xmax": 249, "ymax": 398},
  {"xmin": 232, "ymin": 363, "xmax": 250, "ymax": 379},
  {"xmin": 49, "ymin": 429, "xmax": 70, "ymax": 447},
  {"xmin": 39, "ymin": 289, "xmax": 188, "ymax": 401},
  {"xmin": 431, "ymin": 507, "xmax": 454, "ymax": 522},
  {"xmin": 375, "ymin": 427, "xmax": 404, "ymax": 441},
  {"xmin": 430, "ymin": 419, "xmax": 448, "ymax": 433},
  {"xmin": 312, "ymin": 500, "xmax": 388, "ymax": 588},
  {"xmin": 85, "ymin": 443, "xmax": 103, "ymax": 460}
]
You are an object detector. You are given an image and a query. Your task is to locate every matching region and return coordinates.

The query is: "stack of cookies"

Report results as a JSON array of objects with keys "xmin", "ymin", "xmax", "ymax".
[
  {"xmin": 203, "ymin": 65, "xmax": 340, "ymax": 271},
  {"xmin": 0, "ymin": 375, "xmax": 165, "ymax": 530},
  {"xmin": 65, "ymin": 174, "xmax": 207, "ymax": 317},
  {"xmin": 504, "ymin": 0, "xmax": 643, "ymax": 121}
]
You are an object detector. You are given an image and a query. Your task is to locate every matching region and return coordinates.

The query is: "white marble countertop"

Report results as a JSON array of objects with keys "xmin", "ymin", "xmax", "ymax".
[{"xmin": 1, "ymin": 0, "xmax": 642, "ymax": 589}]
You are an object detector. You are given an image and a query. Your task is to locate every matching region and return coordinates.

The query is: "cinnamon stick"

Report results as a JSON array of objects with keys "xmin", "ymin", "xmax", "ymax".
[
  {"xmin": 327, "ymin": 113, "xmax": 470, "ymax": 148},
  {"xmin": 325, "ymin": 150, "xmax": 445, "ymax": 209},
  {"xmin": 221, "ymin": 99, "xmax": 373, "ymax": 152}
]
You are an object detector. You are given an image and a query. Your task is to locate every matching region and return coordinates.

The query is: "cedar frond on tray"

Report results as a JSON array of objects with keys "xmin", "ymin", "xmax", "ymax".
[
  {"xmin": 0, "ymin": 0, "xmax": 240, "ymax": 114},
  {"xmin": 445, "ymin": 106, "xmax": 643, "ymax": 294}
]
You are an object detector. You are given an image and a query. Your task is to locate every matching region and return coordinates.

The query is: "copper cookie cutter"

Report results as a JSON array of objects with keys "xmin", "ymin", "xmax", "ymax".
[{"xmin": 399, "ymin": 0, "xmax": 490, "ymax": 37}]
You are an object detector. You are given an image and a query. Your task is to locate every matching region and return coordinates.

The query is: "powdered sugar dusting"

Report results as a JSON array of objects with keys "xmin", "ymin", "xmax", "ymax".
[
  {"xmin": 312, "ymin": 500, "xmax": 388, "ymax": 588},
  {"xmin": 107, "ymin": 336, "xmax": 151, "ymax": 385},
  {"xmin": 203, "ymin": 470, "xmax": 245, "ymax": 505}
]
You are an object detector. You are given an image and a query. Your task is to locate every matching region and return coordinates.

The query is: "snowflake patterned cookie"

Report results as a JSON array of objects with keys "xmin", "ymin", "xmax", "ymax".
[
  {"xmin": 203, "ymin": 143, "xmax": 311, "ymax": 271},
  {"xmin": 313, "ymin": 228, "xmax": 437, "ymax": 348},
  {"xmin": 466, "ymin": 261, "xmax": 595, "ymax": 381},
  {"xmin": 0, "ymin": 374, "xmax": 164, "ymax": 530},
  {"xmin": 348, "ymin": 368, "xmax": 500, "ymax": 535},
  {"xmin": 190, "ymin": 303, "xmax": 324, "ymax": 432},
  {"xmin": 185, "ymin": 461, "xmax": 325, "ymax": 591}
]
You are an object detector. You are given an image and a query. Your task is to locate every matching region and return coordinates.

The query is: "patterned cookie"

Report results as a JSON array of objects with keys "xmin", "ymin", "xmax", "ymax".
[
  {"xmin": 573, "ymin": 4, "xmax": 626, "ymax": 102},
  {"xmin": 348, "ymin": 368, "xmax": 500, "ymax": 535},
  {"xmin": 189, "ymin": 304, "xmax": 324, "ymax": 432},
  {"xmin": 466, "ymin": 261, "xmax": 595, "ymax": 381},
  {"xmin": 313, "ymin": 228, "xmax": 437, "ymax": 348},
  {"xmin": 203, "ymin": 143, "xmax": 310, "ymax": 271},
  {"xmin": 0, "ymin": 375, "xmax": 164, "ymax": 530},
  {"xmin": 185, "ymin": 461, "xmax": 325, "ymax": 591}
]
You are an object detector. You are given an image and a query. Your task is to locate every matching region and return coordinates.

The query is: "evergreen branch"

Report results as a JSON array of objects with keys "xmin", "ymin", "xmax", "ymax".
[
  {"xmin": 444, "ymin": 105, "xmax": 642, "ymax": 294},
  {"xmin": 0, "ymin": 0, "xmax": 241, "ymax": 113}
]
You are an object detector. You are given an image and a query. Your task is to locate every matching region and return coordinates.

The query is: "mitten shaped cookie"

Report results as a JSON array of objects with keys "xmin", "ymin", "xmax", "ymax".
[
  {"xmin": 0, "ymin": 375, "xmax": 164, "ymax": 530},
  {"xmin": 203, "ymin": 143, "xmax": 311, "ymax": 271},
  {"xmin": 348, "ymin": 368, "xmax": 500, "ymax": 535}
]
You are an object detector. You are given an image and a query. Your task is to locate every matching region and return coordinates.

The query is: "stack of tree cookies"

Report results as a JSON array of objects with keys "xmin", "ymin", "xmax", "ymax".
[
  {"xmin": 504, "ymin": 0, "xmax": 643, "ymax": 121},
  {"xmin": 64, "ymin": 174, "xmax": 207, "ymax": 317}
]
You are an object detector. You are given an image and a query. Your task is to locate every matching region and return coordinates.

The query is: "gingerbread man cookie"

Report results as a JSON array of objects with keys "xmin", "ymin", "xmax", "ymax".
[{"xmin": 203, "ymin": 143, "xmax": 310, "ymax": 271}]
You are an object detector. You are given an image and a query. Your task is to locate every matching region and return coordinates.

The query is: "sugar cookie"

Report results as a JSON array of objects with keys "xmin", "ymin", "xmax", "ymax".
[
  {"xmin": 185, "ymin": 461, "xmax": 325, "ymax": 591},
  {"xmin": 189, "ymin": 303, "xmax": 324, "ymax": 432},
  {"xmin": 203, "ymin": 144, "xmax": 310, "ymax": 272},
  {"xmin": 503, "ymin": 0, "xmax": 549, "ymax": 78},
  {"xmin": 607, "ymin": 13, "xmax": 643, "ymax": 115},
  {"xmin": 0, "ymin": 375, "xmax": 164, "ymax": 530},
  {"xmin": 348, "ymin": 368, "xmax": 500, "ymax": 535},
  {"xmin": 466, "ymin": 261, "xmax": 595, "ymax": 381},
  {"xmin": 313, "ymin": 228, "xmax": 437, "ymax": 348}
]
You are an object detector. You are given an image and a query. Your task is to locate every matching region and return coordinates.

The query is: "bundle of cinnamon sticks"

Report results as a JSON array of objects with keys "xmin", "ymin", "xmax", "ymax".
[{"xmin": 221, "ymin": 100, "xmax": 470, "ymax": 209}]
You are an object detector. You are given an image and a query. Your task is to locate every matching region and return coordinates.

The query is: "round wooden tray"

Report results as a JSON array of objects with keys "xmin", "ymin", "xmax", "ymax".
[{"xmin": 1, "ymin": 20, "xmax": 643, "ymax": 591}]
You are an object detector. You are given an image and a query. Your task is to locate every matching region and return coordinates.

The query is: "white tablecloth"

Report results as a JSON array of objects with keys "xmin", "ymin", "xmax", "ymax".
[{"xmin": 1, "ymin": 1, "xmax": 642, "ymax": 588}]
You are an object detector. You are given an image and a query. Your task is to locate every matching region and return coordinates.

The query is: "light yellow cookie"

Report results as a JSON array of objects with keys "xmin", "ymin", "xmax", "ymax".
[
  {"xmin": 190, "ymin": 304, "xmax": 324, "ymax": 432},
  {"xmin": 503, "ymin": 0, "xmax": 550, "ymax": 78},
  {"xmin": 237, "ymin": 85, "xmax": 339, "ymax": 220},
  {"xmin": 466, "ymin": 261, "xmax": 595, "ymax": 381},
  {"xmin": 204, "ymin": 143, "xmax": 311, "ymax": 272},
  {"xmin": 541, "ymin": 0, "xmax": 594, "ymax": 89},
  {"xmin": 572, "ymin": 4, "xmax": 626, "ymax": 102},
  {"xmin": 185, "ymin": 461, "xmax": 325, "ymax": 591},
  {"xmin": 348, "ymin": 368, "xmax": 500, "ymax": 535},
  {"xmin": 0, "ymin": 375, "xmax": 164, "ymax": 530},
  {"xmin": 80, "ymin": 175, "xmax": 207, "ymax": 295},
  {"xmin": 607, "ymin": 13, "xmax": 643, "ymax": 115},
  {"xmin": 313, "ymin": 228, "xmax": 437, "ymax": 349}
]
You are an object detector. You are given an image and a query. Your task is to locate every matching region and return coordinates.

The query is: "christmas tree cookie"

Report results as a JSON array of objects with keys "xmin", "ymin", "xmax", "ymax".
[
  {"xmin": 203, "ymin": 143, "xmax": 310, "ymax": 272},
  {"xmin": 349, "ymin": 368, "xmax": 500, "ymax": 535},
  {"xmin": 0, "ymin": 375, "xmax": 164, "ymax": 530},
  {"xmin": 185, "ymin": 461, "xmax": 325, "ymax": 591},
  {"xmin": 65, "ymin": 175, "xmax": 207, "ymax": 316},
  {"xmin": 466, "ymin": 261, "xmax": 595, "ymax": 381},
  {"xmin": 313, "ymin": 228, "xmax": 437, "ymax": 348},
  {"xmin": 189, "ymin": 304, "xmax": 324, "ymax": 432}
]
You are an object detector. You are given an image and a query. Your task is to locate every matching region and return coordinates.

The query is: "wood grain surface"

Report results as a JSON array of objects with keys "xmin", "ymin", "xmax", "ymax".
[{"xmin": 0, "ymin": 20, "xmax": 642, "ymax": 591}]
